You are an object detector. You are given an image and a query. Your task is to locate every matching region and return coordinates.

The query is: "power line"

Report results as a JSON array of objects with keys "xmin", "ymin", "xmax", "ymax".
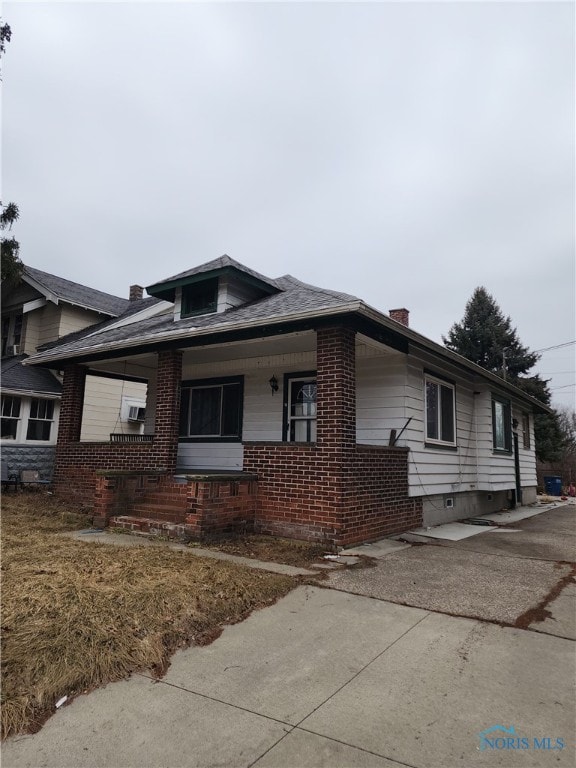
[{"xmin": 533, "ymin": 340, "xmax": 576, "ymax": 353}]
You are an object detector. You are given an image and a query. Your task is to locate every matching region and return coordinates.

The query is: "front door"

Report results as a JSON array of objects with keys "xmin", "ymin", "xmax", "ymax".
[{"xmin": 285, "ymin": 376, "xmax": 317, "ymax": 442}]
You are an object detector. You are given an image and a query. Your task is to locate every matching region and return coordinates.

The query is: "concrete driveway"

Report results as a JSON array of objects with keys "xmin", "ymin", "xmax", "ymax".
[{"xmin": 4, "ymin": 506, "xmax": 575, "ymax": 768}]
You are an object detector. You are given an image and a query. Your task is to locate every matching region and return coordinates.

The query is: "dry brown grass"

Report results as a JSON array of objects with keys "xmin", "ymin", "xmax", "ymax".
[
  {"xmin": 202, "ymin": 534, "xmax": 332, "ymax": 568},
  {"xmin": 1, "ymin": 495, "xmax": 296, "ymax": 740}
]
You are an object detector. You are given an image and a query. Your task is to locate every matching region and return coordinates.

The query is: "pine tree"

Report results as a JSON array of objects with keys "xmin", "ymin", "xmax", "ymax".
[
  {"xmin": 1, "ymin": 201, "xmax": 22, "ymax": 283},
  {"xmin": 443, "ymin": 287, "xmax": 539, "ymax": 378},
  {"xmin": 443, "ymin": 286, "xmax": 563, "ymax": 462}
]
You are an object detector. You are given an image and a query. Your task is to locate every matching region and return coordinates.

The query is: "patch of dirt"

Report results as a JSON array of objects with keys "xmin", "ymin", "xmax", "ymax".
[
  {"xmin": 196, "ymin": 534, "xmax": 334, "ymax": 568},
  {"xmin": 514, "ymin": 562, "xmax": 576, "ymax": 630},
  {"xmin": 1, "ymin": 496, "xmax": 297, "ymax": 740}
]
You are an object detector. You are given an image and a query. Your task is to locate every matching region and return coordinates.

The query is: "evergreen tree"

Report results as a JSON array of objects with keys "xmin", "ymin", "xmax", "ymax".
[
  {"xmin": 443, "ymin": 287, "xmax": 539, "ymax": 378},
  {"xmin": 443, "ymin": 286, "xmax": 562, "ymax": 462},
  {"xmin": 1, "ymin": 201, "xmax": 22, "ymax": 283}
]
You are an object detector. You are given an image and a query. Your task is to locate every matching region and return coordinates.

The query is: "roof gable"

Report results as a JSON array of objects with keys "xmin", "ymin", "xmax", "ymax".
[{"xmin": 23, "ymin": 265, "xmax": 129, "ymax": 317}]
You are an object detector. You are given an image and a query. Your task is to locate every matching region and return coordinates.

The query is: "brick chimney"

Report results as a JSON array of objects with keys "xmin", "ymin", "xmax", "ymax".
[
  {"xmin": 389, "ymin": 308, "xmax": 409, "ymax": 327},
  {"xmin": 129, "ymin": 285, "xmax": 144, "ymax": 302}
]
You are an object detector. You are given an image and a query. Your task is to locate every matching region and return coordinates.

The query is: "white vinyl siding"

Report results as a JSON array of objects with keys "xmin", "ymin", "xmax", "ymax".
[
  {"xmin": 356, "ymin": 354, "xmax": 409, "ymax": 445},
  {"xmin": 80, "ymin": 377, "xmax": 148, "ymax": 441},
  {"xmin": 404, "ymin": 351, "xmax": 478, "ymax": 497}
]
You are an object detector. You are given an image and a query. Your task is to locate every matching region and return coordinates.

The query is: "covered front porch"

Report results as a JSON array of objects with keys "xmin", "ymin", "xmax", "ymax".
[{"xmin": 53, "ymin": 325, "xmax": 422, "ymax": 545}]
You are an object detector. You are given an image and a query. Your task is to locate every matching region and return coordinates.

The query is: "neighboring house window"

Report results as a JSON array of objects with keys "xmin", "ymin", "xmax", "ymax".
[
  {"xmin": 522, "ymin": 413, "xmax": 531, "ymax": 449},
  {"xmin": 1, "ymin": 313, "xmax": 23, "ymax": 356},
  {"xmin": 26, "ymin": 399, "xmax": 55, "ymax": 441},
  {"xmin": 492, "ymin": 396, "xmax": 512, "ymax": 452},
  {"xmin": 424, "ymin": 375, "xmax": 456, "ymax": 446},
  {"xmin": 181, "ymin": 279, "xmax": 218, "ymax": 318},
  {"xmin": 179, "ymin": 377, "xmax": 243, "ymax": 440},
  {"xmin": 1, "ymin": 396, "xmax": 21, "ymax": 439},
  {"xmin": 285, "ymin": 373, "xmax": 317, "ymax": 443}
]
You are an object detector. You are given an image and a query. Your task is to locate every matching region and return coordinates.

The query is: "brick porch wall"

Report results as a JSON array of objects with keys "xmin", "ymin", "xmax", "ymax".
[
  {"xmin": 53, "ymin": 351, "xmax": 182, "ymax": 502},
  {"xmin": 243, "ymin": 443, "xmax": 422, "ymax": 546}
]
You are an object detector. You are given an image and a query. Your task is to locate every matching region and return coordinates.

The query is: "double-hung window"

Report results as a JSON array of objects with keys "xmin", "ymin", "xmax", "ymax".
[
  {"xmin": 1, "ymin": 396, "xmax": 21, "ymax": 440},
  {"xmin": 492, "ymin": 396, "xmax": 511, "ymax": 452},
  {"xmin": 26, "ymin": 399, "xmax": 55, "ymax": 441},
  {"xmin": 424, "ymin": 374, "xmax": 456, "ymax": 447},
  {"xmin": 179, "ymin": 377, "xmax": 243, "ymax": 441}
]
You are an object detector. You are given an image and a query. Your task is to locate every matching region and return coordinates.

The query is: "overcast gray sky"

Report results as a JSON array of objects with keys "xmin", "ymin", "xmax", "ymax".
[{"xmin": 3, "ymin": 1, "xmax": 575, "ymax": 406}]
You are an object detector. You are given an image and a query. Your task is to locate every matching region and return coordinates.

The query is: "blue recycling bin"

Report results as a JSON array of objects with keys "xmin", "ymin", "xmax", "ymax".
[{"xmin": 543, "ymin": 476, "xmax": 563, "ymax": 496}]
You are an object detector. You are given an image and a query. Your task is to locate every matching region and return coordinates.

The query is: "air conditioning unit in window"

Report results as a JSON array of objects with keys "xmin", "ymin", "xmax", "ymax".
[{"xmin": 128, "ymin": 406, "xmax": 146, "ymax": 422}]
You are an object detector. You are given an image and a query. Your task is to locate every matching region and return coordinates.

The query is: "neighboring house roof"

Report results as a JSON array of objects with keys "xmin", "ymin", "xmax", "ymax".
[
  {"xmin": 1, "ymin": 355, "xmax": 62, "ymax": 396},
  {"xmin": 23, "ymin": 265, "xmax": 129, "ymax": 317},
  {"xmin": 24, "ymin": 258, "xmax": 551, "ymax": 414},
  {"xmin": 37, "ymin": 297, "xmax": 165, "ymax": 352}
]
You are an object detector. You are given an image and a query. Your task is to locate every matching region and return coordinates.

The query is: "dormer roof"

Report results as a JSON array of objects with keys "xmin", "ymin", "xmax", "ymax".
[{"xmin": 146, "ymin": 254, "xmax": 279, "ymax": 302}]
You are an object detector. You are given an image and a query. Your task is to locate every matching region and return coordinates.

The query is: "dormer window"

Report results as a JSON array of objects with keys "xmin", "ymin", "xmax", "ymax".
[{"xmin": 181, "ymin": 278, "xmax": 218, "ymax": 318}]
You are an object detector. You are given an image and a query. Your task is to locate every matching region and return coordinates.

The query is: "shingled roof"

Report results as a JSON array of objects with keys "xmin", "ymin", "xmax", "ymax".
[
  {"xmin": 147, "ymin": 255, "xmax": 279, "ymax": 293},
  {"xmin": 26, "ymin": 271, "xmax": 361, "ymax": 364},
  {"xmin": 24, "ymin": 265, "xmax": 129, "ymax": 317},
  {"xmin": 1, "ymin": 355, "xmax": 62, "ymax": 396}
]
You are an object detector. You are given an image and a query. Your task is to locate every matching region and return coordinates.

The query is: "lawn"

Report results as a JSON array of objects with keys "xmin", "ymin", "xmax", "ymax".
[{"xmin": 1, "ymin": 495, "xmax": 297, "ymax": 740}]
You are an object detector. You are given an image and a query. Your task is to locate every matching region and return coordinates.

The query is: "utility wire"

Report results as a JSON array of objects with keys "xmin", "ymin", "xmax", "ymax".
[{"xmin": 533, "ymin": 340, "xmax": 576, "ymax": 353}]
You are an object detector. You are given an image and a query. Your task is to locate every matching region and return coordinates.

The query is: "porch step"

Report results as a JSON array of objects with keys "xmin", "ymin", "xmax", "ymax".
[{"xmin": 109, "ymin": 515, "xmax": 195, "ymax": 540}]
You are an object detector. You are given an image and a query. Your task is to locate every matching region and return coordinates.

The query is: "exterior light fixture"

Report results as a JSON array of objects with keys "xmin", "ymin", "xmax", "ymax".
[
  {"xmin": 269, "ymin": 375, "xmax": 279, "ymax": 395},
  {"xmin": 512, "ymin": 418, "xmax": 519, "ymax": 430}
]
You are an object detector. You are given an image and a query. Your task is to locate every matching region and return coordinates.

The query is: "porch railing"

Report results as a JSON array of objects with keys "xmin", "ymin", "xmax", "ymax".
[{"xmin": 109, "ymin": 433, "xmax": 154, "ymax": 443}]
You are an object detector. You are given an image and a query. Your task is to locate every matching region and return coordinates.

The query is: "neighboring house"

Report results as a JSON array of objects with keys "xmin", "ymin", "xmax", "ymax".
[
  {"xmin": 25, "ymin": 255, "xmax": 549, "ymax": 545},
  {"xmin": 1, "ymin": 265, "xmax": 150, "ymax": 479}
]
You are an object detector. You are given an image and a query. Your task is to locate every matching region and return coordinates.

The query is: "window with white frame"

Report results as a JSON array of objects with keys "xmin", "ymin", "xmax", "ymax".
[
  {"xmin": 1, "ymin": 396, "xmax": 21, "ymax": 439},
  {"xmin": 424, "ymin": 374, "xmax": 456, "ymax": 446},
  {"xmin": 26, "ymin": 399, "xmax": 55, "ymax": 441},
  {"xmin": 492, "ymin": 396, "xmax": 512, "ymax": 452}
]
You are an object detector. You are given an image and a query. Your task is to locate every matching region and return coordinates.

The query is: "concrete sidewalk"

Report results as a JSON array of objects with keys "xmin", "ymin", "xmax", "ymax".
[{"xmin": 4, "ymin": 585, "xmax": 575, "ymax": 768}]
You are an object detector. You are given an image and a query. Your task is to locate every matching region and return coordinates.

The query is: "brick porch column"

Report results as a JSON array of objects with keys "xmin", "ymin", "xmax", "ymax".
[
  {"xmin": 316, "ymin": 325, "xmax": 356, "ymax": 452},
  {"xmin": 152, "ymin": 350, "xmax": 182, "ymax": 472},
  {"xmin": 316, "ymin": 326, "xmax": 357, "ymax": 524},
  {"xmin": 57, "ymin": 364, "xmax": 87, "ymax": 443}
]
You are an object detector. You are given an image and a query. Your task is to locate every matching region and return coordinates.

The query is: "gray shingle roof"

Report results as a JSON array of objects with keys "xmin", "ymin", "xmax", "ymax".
[
  {"xmin": 26, "ymin": 269, "xmax": 361, "ymax": 364},
  {"xmin": 147, "ymin": 255, "xmax": 280, "ymax": 294},
  {"xmin": 1, "ymin": 355, "xmax": 62, "ymax": 395},
  {"xmin": 24, "ymin": 265, "xmax": 129, "ymax": 317}
]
